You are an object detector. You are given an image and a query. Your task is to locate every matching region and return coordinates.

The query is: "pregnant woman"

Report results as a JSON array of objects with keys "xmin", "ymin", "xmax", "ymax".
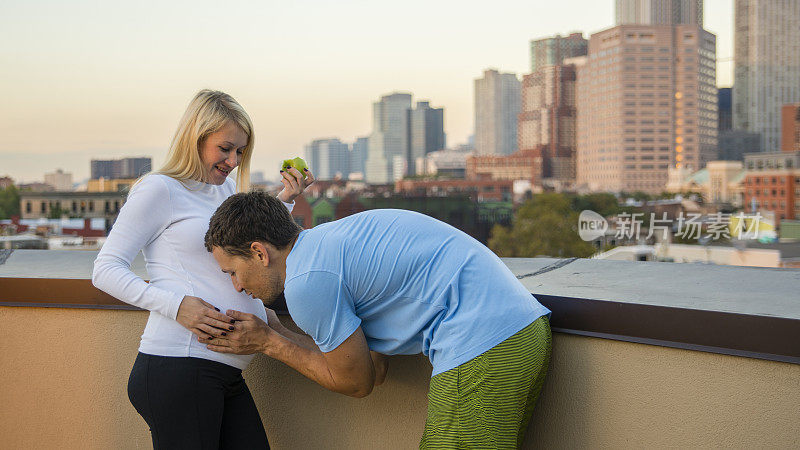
[{"xmin": 92, "ymin": 89, "xmax": 313, "ymax": 449}]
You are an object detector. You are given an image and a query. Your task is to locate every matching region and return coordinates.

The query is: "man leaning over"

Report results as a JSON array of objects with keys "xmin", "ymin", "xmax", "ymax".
[{"xmin": 201, "ymin": 191, "xmax": 552, "ymax": 448}]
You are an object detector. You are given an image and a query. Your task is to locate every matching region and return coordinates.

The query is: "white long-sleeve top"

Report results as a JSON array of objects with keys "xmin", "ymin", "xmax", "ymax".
[{"xmin": 92, "ymin": 174, "xmax": 293, "ymax": 370}]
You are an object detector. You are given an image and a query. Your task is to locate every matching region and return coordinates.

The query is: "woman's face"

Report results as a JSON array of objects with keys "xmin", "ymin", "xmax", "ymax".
[{"xmin": 200, "ymin": 121, "xmax": 248, "ymax": 185}]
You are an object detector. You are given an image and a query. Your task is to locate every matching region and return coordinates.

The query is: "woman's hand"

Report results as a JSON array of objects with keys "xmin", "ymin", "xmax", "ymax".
[
  {"xmin": 276, "ymin": 167, "xmax": 315, "ymax": 203},
  {"xmin": 176, "ymin": 295, "xmax": 236, "ymax": 340}
]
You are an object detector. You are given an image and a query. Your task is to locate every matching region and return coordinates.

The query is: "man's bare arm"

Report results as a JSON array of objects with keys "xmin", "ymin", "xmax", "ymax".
[
  {"xmin": 268, "ymin": 308, "xmax": 389, "ymax": 387},
  {"xmin": 371, "ymin": 351, "xmax": 388, "ymax": 386},
  {"xmin": 202, "ymin": 309, "xmax": 377, "ymax": 398},
  {"xmin": 263, "ymin": 308, "xmax": 319, "ymax": 352}
]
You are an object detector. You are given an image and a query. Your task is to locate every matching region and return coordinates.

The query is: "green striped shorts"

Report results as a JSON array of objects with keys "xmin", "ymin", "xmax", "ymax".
[{"xmin": 420, "ymin": 315, "xmax": 552, "ymax": 449}]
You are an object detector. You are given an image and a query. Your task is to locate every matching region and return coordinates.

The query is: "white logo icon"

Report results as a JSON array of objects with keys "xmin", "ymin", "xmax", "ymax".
[{"xmin": 578, "ymin": 210, "xmax": 608, "ymax": 241}]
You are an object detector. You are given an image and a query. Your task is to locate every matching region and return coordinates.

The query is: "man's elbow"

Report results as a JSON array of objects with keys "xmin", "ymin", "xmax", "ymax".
[
  {"xmin": 336, "ymin": 377, "xmax": 374, "ymax": 398},
  {"xmin": 345, "ymin": 384, "xmax": 373, "ymax": 398}
]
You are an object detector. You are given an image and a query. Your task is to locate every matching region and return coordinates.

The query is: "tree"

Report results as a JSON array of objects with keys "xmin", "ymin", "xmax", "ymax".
[
  {"xmin": 48, "ymin": 204, "xmax": 66, "ymax": 219},
  {"xmin": 570, "ymin": 192, "xmax": 621, "ymax": 217},
  {"xmin": 0, "ymin": 185, "xmax": 20, "ymax": 219},
  {"xmin": 489, "ymin": 193, "xmax": 596, "ymax": 258}
]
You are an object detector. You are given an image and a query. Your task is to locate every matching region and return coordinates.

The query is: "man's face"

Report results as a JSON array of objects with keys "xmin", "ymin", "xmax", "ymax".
[{"xmin": 212, "ymin": 246, "xmax": 284, "ymax": 306}]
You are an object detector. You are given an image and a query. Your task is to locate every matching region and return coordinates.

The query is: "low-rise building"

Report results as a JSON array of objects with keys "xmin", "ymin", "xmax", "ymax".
[
  {"xmin": 424, "ymin": 149, "xmax": 470, "ymax": 178},
  {"xmin": 17, "ymin": 182, "xmax": 55, "ymax": 192},
  {"xmin": 743, "ymin": 151, "xmax": 800, "ymax": 222},
  {"xmin": 395, "ymin": 179, "xmax": 513, "ymax": 202},
  {"xmin": 87, "ymin": 178, "xmax": 137, "ymax": 193},
  {"xmin": 466, "ymin": 150, "xmax": 538, "ymax": 184},
  {"xmin": 44, "ymin": 169, "xmax": 73, "ymax": 191},
  {"xmin": 666, "ymin": 161, "xmax": 745, "ymax": 207},
  {"xmin": 19, "ymin": 191, "xmax": 128, "ymax": 221}
]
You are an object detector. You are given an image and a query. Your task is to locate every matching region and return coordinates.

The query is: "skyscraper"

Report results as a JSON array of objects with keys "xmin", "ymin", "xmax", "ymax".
[
  {"xmin": 718, "ymin": 88, "xmax": 762, "ymax": 161},
  {"xmin": 718, "ymin": 88, "xmax": 732, "ymax": 131},
  {"xmin": 349, "ymin": 137, "xmax": 369, "ymax": 177},
  {"xmin": 365, "ymin": 93, "xmax": 413, "ymax": 184},
  {"xmin": 119, "ymin": 157, "xmax": 151, "ymax": 179},
  {"xmin": 518, "ymin": 57, "xmax": 584, "ymax": 186},
  {"xmin": 576, "ymin": 24, "xmax": 717, "ymax": 193},
  {"xmin": 734, "ymin": 0, "xmax": 800, "ymax": 151},
  {"xmin": 529, "ymin": 33, "xmax": 588, "ymax": 73},
  {"xmin": 90, "ymin": 160, "xmax": 115, "ymax": 180},
  {"xmin": 718, "ymin": 130, "xmax": 761, "ymax": 161},
  {"xmin": 90, "ymin": 157, "xmax": 152, "ymax": 179},
  {"xmin": 474, "ymin": 69, "xmax": 521, "ymax": 156},
  {"xmin": 304, "ymin": 138, "xmax": 350, "ymax": 180},
  {"xmin": 408, "ymin": 101, "xmax": 445, "ymax": 176},
  {"xmin": 615, "ymin": 0, "xmax": 703, "ymax": 26}
]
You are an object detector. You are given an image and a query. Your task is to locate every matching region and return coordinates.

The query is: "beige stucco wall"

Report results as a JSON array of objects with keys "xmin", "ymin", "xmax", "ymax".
[{"xmin": 1, "ymin": 306, "xmax": 798, "ymax": 449}]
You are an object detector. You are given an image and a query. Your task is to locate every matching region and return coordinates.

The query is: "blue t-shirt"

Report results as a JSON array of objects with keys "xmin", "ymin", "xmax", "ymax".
[{"xmin": 284, "ymin": 209, "xmax": 550, "ymax": 376}]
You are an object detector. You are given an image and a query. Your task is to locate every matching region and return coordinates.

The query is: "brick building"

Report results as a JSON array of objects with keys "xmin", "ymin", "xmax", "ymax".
[
  {"xmin": 781, "ymin": 103, "xmax": 800, "ymax": 153},
  {"xmin": 465, "ymin": 151, "xmax": 538, "ymax": 184},
  {"xmin": 517, "ymin": 61, "xmax": 582, "ymax": 187},
  {"xmin": 743, "ymin": 151, "xmax": 800, "ymax": 222}
]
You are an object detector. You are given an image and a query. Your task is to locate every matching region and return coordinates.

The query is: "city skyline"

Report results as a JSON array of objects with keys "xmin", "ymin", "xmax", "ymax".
[{"xmin": 1, "ymin": 0, "xmax": 734, "ymax": 182}]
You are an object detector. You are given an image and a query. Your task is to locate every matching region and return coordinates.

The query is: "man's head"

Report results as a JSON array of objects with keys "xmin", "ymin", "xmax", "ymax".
[{"xmin": 205, "ymin": 191, "xmax": 303, "ymax": 305}]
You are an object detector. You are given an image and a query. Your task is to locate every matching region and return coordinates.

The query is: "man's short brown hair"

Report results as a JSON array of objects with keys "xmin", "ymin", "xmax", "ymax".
[{"xmin": 205, "ymin": 191, "xmax": 302, "ymax": 256}]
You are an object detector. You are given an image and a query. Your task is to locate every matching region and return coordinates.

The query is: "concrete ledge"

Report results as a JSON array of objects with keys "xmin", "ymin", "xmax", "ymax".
[{"xmin": 1, "ymin": 250, "xmax": 799, "ymax": 364}]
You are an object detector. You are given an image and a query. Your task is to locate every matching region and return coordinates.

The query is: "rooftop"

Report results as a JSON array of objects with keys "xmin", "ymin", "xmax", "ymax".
[{"xmin": 1, "ymin": 250, "xmax": 798, "ymax": 448}]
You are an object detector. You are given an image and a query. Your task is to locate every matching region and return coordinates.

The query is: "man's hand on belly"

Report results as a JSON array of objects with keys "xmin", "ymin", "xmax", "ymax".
[{"xmin": 199, "ymin": 309, "xmax": 276, "ymax": 355}]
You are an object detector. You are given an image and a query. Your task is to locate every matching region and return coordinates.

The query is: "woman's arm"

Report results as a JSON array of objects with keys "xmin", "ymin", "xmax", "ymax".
[
  {"xmin": 275, "ymin": 167, "xmax": 315, "ymax": 206},
  {"xmin": 92, "ymin": 176, "xmax": 231, "ymax": 338},
  {"xmin": 92, "ymin": 176, "xmax": 183, "ymax": 317}
]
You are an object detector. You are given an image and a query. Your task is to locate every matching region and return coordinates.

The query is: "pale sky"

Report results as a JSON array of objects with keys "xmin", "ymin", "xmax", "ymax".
[{"xmin": 0, "ymin": 0, "xmax": 734, "ymax": 182}]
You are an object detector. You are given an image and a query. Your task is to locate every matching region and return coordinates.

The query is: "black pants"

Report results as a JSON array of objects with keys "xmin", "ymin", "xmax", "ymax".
[{"xmin": 128, "ymin": 353, "xmax": 269, "ymax": 450}]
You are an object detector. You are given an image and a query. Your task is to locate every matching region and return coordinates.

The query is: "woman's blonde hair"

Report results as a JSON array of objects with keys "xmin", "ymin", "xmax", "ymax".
[{"xmin": 151, "ymin": 89, "xmax": 253, "ymax": 192}]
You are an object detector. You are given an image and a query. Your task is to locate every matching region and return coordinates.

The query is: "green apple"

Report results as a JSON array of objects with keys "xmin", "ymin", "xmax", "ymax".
[{"xmin": 280, "ymin": 157, "xmax": 309, "ymax": 178}]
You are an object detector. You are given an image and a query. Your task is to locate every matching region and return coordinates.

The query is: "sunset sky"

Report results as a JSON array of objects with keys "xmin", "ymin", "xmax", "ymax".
[{"xmin": 0, "ymin": 0, "xmax": 734, "ymax": 182}]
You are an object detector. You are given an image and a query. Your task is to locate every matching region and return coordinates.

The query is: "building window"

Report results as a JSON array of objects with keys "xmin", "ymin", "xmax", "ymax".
[{"xmin": 26, "ymin": 202, "xmax": 32, "ymax": 213}]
